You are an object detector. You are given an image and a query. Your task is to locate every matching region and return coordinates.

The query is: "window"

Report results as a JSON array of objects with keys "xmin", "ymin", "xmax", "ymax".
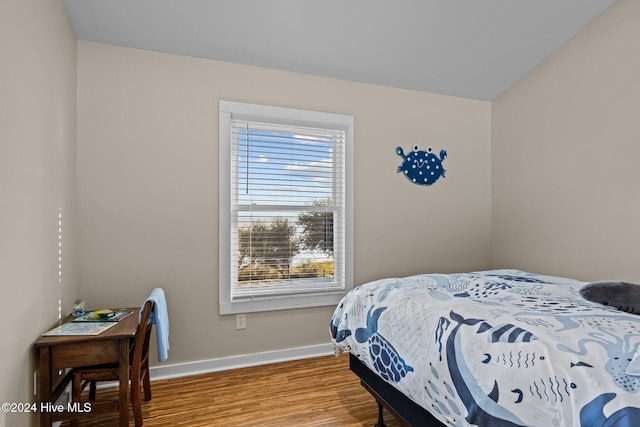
[{"xmin": 219, "ymin": 101, "xmax": 353, "ymax": 314}]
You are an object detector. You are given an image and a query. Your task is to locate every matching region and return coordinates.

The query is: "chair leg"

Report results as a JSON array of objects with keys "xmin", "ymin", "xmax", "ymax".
[
  {"xmin": 142, "ymin": 367, "xmax": 152, "ymax": 402},
  {"xmin": 89, "ymin": 381, "xmax": 97, "ymax": 401},
  {"xmin": 131, "ymin": 379, "xmax": 143, "ymax": 426}
]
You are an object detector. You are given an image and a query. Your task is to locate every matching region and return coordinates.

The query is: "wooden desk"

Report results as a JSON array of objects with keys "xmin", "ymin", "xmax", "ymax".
[{"xmin": 33, "ymin": 308, "xmax": 139, "ymax": 427}]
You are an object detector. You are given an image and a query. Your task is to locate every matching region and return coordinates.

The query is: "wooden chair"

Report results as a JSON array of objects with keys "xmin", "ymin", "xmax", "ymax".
[{"xmin": 71, "ymin": 300, "xmax": 154, "ymax": 427}]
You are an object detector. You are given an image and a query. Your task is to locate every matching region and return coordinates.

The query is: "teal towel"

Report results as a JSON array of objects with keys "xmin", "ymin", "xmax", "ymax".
[{"xmin": 142, "ymin": 288, "xmax": 170, "ymax": 362}]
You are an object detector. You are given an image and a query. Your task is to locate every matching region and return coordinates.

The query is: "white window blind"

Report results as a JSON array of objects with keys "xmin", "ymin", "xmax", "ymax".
[{"xmin": 219, "ymin": 101, "xmax": 353, "ymax": 314}]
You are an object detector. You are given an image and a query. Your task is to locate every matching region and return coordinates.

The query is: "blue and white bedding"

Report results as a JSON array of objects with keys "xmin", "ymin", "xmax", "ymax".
[{"xmin": 330, "ymin": 270, "xmax": 640, "ymax": 427}]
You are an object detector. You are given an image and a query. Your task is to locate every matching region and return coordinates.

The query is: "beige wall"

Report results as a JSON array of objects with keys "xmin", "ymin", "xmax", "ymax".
[
  {"xmin": 0, "ymin": 0, "xmax": 77, "ymax": 426},
  {"xmin": 76, "ymin": 41, "xmax": 492, "ymax": 365},
  {"xmin": 492, "ymin": 0, "xmax": 640, "ymax": 282}
]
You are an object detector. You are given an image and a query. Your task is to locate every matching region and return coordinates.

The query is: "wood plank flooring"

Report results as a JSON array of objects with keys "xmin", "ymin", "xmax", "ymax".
[{"xmin": 61, "ymin": 354, "xmax": 403, "ymax": 426}]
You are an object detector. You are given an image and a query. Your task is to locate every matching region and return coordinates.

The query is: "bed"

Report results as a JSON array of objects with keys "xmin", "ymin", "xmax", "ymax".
[{"xmin": 330, "ymin": 270, "xmax": 640, "ymax": 426}]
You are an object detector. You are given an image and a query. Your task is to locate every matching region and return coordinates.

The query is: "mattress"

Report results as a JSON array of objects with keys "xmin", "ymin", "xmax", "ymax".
[{"xmin": 330, "ymin": 270, "xmax": 640, "ymax": 426}]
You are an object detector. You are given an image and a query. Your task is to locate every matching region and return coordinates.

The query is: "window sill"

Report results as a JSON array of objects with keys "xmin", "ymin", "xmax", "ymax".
[{"xmin": 219, "ymin": 291, "xmax": 347, "ymax": 315}]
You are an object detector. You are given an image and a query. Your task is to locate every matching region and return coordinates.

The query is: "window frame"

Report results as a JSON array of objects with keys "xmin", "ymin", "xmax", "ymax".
[{"xmin": 219, "ymin": 101, "xmax": 354, "ymax": 315}]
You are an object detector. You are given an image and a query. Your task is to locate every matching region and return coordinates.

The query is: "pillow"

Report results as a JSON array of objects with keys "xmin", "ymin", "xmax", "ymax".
[{"xmin": 580, "ymin": 281, "xmax": 640, "ymax": 315}]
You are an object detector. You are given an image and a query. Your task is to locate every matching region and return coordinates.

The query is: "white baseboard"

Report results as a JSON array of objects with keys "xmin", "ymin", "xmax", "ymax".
[{"xmin": 148, "ymin": 343, "xmax": 335, "ymax": 381}]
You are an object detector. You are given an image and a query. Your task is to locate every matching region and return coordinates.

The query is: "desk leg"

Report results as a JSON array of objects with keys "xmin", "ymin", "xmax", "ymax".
[
  {"xmin": 118, "ymin": 338, "xmax": 130, "ymax": 427},
  {"xmin": 39, "ymin": 347, "xmax": 52, "ymax": 427}
]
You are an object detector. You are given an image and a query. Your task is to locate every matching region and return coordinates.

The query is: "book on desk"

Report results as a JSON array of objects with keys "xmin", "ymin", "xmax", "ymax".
[
  {"xmin": 41, "ymin": 309, "xmax": 134, "ymax": 336},
  {"xmin": 42, "ymin": 322, "xmax": 117, "ymax": 336},
  {"xmin": 71, "ymin": 309, "xmax": 133, "ymax": 323}
]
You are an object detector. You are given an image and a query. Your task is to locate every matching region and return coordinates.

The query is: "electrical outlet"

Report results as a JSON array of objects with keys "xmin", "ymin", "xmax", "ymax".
[{"xmin": 235, "ymin": 313, "xmax": 246, "ymax": 330}]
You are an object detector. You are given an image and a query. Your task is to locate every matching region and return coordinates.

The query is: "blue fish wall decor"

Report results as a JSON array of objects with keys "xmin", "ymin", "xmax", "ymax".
[{"xmin": 396, "ymin": 145, "xmax": 447, "ymax": 186}]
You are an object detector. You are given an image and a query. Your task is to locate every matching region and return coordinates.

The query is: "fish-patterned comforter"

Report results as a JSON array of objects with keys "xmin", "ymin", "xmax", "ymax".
[{"xmin": 330, "ymin": 270, "xmax": 640, "ymax": 427}]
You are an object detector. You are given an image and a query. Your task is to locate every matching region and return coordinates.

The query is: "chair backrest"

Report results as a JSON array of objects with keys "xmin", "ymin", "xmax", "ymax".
[{"xmin": 131, "ymin": 300, "xmax": 154, "ymax": 377}]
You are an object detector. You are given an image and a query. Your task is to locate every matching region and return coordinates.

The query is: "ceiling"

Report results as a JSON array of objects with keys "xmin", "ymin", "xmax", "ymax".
[{"xmin": 63, "ymin": 0, "xmax": 618, "ymax": 101}]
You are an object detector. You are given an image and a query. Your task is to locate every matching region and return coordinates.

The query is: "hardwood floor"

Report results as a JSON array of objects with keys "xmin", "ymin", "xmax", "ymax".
[{"xmin": 62, "ymin": 354, "xmax": 403, "ymax": 426}]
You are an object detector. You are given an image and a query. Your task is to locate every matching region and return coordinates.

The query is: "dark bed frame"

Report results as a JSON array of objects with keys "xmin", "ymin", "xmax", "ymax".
[{"xmin": 349, "ymin": 353, "xmax": 446, "ymax": 427}]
